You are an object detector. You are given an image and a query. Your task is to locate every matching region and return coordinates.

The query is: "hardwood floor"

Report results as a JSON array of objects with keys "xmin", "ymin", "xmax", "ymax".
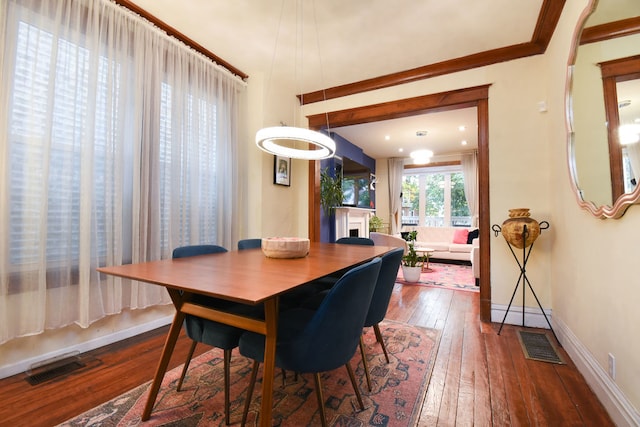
[{"xmin": 0, "ymin": 284, "xmax": 613, "ymax": 426}]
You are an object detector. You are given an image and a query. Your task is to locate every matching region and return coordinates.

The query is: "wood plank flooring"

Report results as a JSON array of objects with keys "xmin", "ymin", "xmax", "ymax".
[{"xmin": 0, "ymin": 284, "xmax": 613, "ymax": 426}]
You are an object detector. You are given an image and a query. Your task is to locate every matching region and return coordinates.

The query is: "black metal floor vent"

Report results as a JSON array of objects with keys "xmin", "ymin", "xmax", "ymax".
[
  {"xmin": 25, "ymin": 353, "xmax": 86, "ymax": 385},
  {"xmin": 517, "ymin": 330, "xmax": 565, "ymax": 364}
]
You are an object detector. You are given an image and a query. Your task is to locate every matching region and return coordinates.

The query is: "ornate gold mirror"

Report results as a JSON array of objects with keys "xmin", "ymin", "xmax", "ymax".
[{"xmin": 567, "ymin": 0, "xmax": 640, "ymax": 218}]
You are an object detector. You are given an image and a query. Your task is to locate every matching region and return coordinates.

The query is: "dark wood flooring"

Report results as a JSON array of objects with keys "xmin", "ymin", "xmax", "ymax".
[{"xmin": 0, "ymin": 284, "xmax": 613, "ymax": 426}]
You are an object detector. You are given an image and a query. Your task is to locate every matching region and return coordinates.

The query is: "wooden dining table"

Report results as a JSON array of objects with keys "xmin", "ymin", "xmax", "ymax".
[{"xmin": 96, "ymin": 241, "xmax": 392, "ymax": 426}]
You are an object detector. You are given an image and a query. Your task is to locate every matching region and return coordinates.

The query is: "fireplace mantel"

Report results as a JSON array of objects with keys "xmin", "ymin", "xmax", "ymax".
[{"xmin": 334, "ymin": 207, "xmax": 375, "ymax": 239}]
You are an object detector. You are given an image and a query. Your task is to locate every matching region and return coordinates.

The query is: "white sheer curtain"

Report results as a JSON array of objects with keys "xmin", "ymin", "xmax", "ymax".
[
  {"xmin": 461, "ymin": 151, "xmax": 479, "ymax": 227},
  {"xmin": 0, "ymin": 0, "xmax": 247, "ymax": 343},
  {"xmin": 387, "ymin": 158, "xmax": 405, "ymax": 234}
]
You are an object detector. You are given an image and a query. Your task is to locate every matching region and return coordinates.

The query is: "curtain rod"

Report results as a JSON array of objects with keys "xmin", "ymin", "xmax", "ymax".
[{"xmin": 112, "ymin": 0, "xmax": 249, "ymax": 80}]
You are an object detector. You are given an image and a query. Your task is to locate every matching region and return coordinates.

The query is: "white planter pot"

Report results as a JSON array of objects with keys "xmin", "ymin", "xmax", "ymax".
[{"xmin": 402, "ymin": 265, "xmax": 422, "ymax": 282}]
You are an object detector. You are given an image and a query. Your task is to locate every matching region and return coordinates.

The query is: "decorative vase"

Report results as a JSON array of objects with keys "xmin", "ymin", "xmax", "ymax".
[
  {"xmin": 401, "ymin": 265, "xmax": 422, "ymax": 282},
  {"xmin": 501, "ymin": 208, "xmax": 540, "ymax": 249}
]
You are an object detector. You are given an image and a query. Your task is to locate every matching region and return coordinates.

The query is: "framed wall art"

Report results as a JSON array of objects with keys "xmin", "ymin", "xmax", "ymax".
[{"xmin": 274, "ymin": 155, "xmax": 291, "ymax": 186}]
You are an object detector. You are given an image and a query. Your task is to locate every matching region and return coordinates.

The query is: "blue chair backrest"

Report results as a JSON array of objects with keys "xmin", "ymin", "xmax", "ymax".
[
  {"xmin": 282, "ymin": 257, "xmax": 381, "ymax": 373},
  {"xmin": 238, "ymin": 238, "xmax": 262, "ymax": 250},
  {"xmin": 335, "ymin": 237, "xmax": 374, "ymax": 246},
  {"xmin": 365, "ymin": 247, "xmax": 404, "ymax": 327},
  {"xmin": 172, "ymin": 244, "xmax": 227, "ymax": 259}
]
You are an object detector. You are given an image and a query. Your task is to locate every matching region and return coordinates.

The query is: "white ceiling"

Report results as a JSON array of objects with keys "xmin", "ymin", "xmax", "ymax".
[
  {"xmin": 128, "ymin": 0, "xmax": 546, "ymax": 160},
  {"xmin": 330, "ymin": 107, "xmax": 479, "ymax": 160}
]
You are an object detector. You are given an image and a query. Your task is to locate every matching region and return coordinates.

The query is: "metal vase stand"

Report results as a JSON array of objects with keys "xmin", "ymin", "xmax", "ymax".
[{"xmin": 491, "ymin": 221, "xmax": 560, "ymax": 345}]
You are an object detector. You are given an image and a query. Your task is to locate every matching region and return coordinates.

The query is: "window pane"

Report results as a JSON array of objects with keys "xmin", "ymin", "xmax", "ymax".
[
  {"xmin": 342, "ymin": 177, "xmax": 355, "ymax": 205},
  {"xmin": 425, "ymin": 173, "xmax": 444, "ymax": 225},
  {"xmin": 401, "ymin": 174, "xmax": 419, "ymax": 225},
  {"xmin": 451, "ymin": 172, "xmax": 471, "ymax": 226},
  {"xmin": 356, "ymin": 177, "xmax": 370, "ymax": 208},
  {"xmin": 9, "ymin": 21, "xmax": 116, "ymax": 267},
  {"xmin": 403, "ymin": 169, "xmax": 471, "ymax": 227}
]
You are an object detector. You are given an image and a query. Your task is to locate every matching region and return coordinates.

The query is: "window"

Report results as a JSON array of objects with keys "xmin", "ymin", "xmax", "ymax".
[
  {"xmin": 9, "ymin": 21, "xmax": 117, "ymax": 269},
  {"xmin": 342, "ymin": 175, "xmax": 371, "ymax": 208},
  {"xmin": 1, "ymin": 0, "xmax": 245, "ymax": 342},
  {"xmin": 402, "ymin": 166, "xmax": 471, "ymax": 227},
  {"xmin": 158, "ymin": 83, "xmax": 219, "ymax": 253}
]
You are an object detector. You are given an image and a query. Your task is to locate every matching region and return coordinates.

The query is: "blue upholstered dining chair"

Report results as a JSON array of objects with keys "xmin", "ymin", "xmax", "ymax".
[
  {"xmin": 237, "ymin": 238, "xmax": 261, "ymax": 250},
  {"xmin": 358, "ymin": 247, "xmax": 404, "ymax": 391},
  {"xmin": 173, "ymin": 244, "xmax": 260, "ymax": 425},
  {"xmin": 238, "ymin": 257, "xmax": 382, "ymax": 427},
  {"xmin": 300, "ymin": 247, "xmax": 404, "ymax": 391},
  {"xmin": 335, "ymin": 236, "xmax": 374, "ymax": 245}
]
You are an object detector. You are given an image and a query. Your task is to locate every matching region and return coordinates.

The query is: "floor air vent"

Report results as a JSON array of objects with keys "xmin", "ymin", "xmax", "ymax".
[
  {"xmin": 517, "ymin": 330, "xmax": 565, "ymax": 364},
  {"xmin": 25, "ymin": 352, "xmax": 86, "ymax": 385}
]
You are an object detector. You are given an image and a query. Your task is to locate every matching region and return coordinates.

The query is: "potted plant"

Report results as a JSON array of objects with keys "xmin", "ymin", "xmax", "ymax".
[
  {"xmin": 400, "ymin": 231, "xmax": 424, "ymax": 282},
  {"xmin": 401, "ymin": 240, "xmax": 426, "ymax": 282},
  {"xmin": 320, "ymin": 167, "xmax": 344, "ymax": 215},
  {"xmin": 369, "ymin": 215, "xmax": 383, "ymax": 233}
]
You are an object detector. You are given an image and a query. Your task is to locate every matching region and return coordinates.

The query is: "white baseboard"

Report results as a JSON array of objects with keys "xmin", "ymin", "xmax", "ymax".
[
  {"xmin": 553, "ymin": 318, "xmax": 640, "ymax": 427},
  {"xmin": 491, "ymin": 303, "xmax": 554, "ymax": 329},
  {"xmin": 0, "ymin": 315, "xmax": 173, "ymax": 380}
]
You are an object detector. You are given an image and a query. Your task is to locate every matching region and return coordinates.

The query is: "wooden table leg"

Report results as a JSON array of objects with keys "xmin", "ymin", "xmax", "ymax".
[
  {"xmin": 141, "ymin": 309, "xmax": 186, "ymax": 421},
  {"xmin": 259, "ymin": 298, "xmax": 278, "ymax": 427}
]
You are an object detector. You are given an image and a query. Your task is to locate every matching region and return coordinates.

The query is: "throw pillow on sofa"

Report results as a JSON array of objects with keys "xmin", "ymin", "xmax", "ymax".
[
  {"xmin": 453, "ymin": 228, "xmax": 469, "ymax": 244},
  {"xmin": 466, "ymin": 228, "xmax": 479, "ymax": 244}
]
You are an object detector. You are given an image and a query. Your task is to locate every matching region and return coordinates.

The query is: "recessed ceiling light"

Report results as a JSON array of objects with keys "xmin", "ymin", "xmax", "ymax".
[
  {"xmin": 458, "ymin": 125, "xmax": 466, "ymax": 132},
  {"xmin": 461, "ymin": 140, "xmax": 468, "ymax": 145},
  {"xmin": 398, "ymin": 148, "xmax": 404, "ymax": 153},
  {"xmin": 385, "ymin": 135, "xmax": 390, "ymax": 140}
]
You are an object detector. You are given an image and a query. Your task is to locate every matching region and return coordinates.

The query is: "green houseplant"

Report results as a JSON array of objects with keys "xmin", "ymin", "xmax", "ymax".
[
  {"xmin": 400, "ymin": 231, "xmax": 425, "ymax": 282},
  {"xmin": 320, "ymin": 167, "xmax": 344, "ymax": 215},
  {"xmin": 401, "ymin": 241, "xmax": 426, "ymax": 268},
  {"xmin": 369, "ymin": 215, "xmax": 383, "ymax": 232}
]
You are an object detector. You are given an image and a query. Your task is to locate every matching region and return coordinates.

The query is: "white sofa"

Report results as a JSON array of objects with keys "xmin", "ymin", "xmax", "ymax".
[
  {"xmin": 470, "ymin": 243, "xmax": 480, "ymax": 285},
  {"xmin": 403, "ymin": 226, "xmax": 478, "ymax": 263}
]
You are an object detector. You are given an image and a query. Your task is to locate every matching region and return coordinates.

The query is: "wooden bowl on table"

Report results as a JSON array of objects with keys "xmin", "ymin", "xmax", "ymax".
[{"xmin": 261, "ymin": 237, "xmax": 310, "ymax": 259}]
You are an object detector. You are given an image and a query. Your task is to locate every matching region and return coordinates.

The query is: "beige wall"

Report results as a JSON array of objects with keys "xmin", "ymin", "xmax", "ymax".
[{"xmin": 548, "ymin": 0, "xmax": 640, "ymax": 419}]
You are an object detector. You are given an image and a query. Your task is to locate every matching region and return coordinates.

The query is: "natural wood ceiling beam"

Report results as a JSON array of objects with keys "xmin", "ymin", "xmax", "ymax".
[
  {"xmin": 299, "ymin": 0, "xmax": 565, "ymax": 105},
  {"xmin": 580, "ymin": 16, "xmax": 640, "ymax": 45},
  {"xmin": 307, "ymin": 85, "xmax": 490, "ymax": 130}
]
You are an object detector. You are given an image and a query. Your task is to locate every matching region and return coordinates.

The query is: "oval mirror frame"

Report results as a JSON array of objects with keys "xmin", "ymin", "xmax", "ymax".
[{"xmin": 566, "ymin": 0, "xmax": 640, "ymax": 219}]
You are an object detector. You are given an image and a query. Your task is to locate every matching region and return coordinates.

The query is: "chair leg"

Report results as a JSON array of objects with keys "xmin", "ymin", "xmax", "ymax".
[
  {"xmin": 223, "ymin": 348, "xmax": 232, "ymax": 425},
  {"xmin": 359, "ymin": 335, "xmax": 372, "ymax": 391},
  {"xmin": 345, "ymin": 362, "xmax": 365, "ymax": 411},
  {"xmin": 176, "ymin": 340, "xmax": 198, "ymax": 392},
  {"xmin": 241, "ymin": 361, "xmax": 260, "ymax": 427},
  {"xmin": 373, "ymin": 323, "xmax": 390, "ymax": 363},
  {"xmin": 312, "ymin": 372, "xmax": 327, "ymax": 427}
]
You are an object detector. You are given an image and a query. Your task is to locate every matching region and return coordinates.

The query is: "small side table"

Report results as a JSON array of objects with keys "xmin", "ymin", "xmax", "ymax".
[{"xmin": 414, "ymin": 246, "xmax": 434, "ymax": 272}]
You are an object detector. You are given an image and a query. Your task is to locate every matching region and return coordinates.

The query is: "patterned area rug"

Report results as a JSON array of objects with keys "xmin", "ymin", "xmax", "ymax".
[
  {"xmin": 396, "ymin": 262, "xmax": 478, "ymax": 292},
  {"xmin": 58, "ymin": 320, "xmax": 440, "ymax": 427}
]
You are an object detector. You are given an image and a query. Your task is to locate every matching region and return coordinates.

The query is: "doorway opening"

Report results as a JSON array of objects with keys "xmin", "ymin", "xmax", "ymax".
[{"xmin": 307, "ymin": 85, "xmax": 491, "ymax": 321}]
